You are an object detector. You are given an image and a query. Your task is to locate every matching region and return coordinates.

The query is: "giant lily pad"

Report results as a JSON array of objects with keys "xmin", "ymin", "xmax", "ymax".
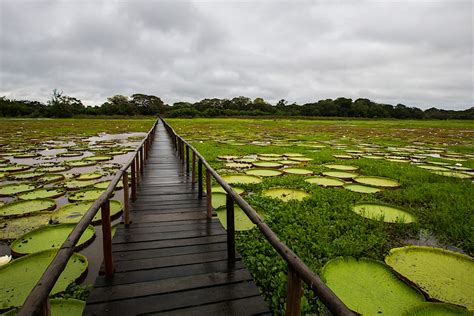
[
  {"xmin": 344, "ymin": 184, "xmax": 382, "ymax": 194},
  {"xmin": 0, "ymin": 165, "xmax": 31, "ymax": 173},
  {"xmin": 0, "ymin": 214, "xmax": 51, "ymax": 240},
  {"xmin": 94, "ymin": 180, "xmax": 123, "ymax": 190},
  {"xmin": 245, "ymin": 169, "xmax": 282, "ymax": 177},
  {"xmin": 305, "ymin": 176, "xmax": 345, "ymax": 187},
  {"xmin": 322, "ymin": 171, "xmax": 358, "ymax": 179},
  {"xmin": 84, "ymin": 155, "xmax": 112, "ymax": 162},
  {"xmin": 321, "ymin": 257, "xmax": 424, "ymax": 315},
  {"xmin": 0, "ymin": 250, "xmax": 88, "ymax": 310},
  {"xmin": 252, "ymin": 161, "xmax": 282, "ymax": 168},
  {"xmin": 354, "ymin": 176, "xmax": 400, "ymax": 188},
  {"xmin": 222, "ymin": 174, "xmax": 262, "ymax": 184},
  {"xmin": 51, "ymin": 200, "xmax": 122, "ymax": 224},
  {"xmin": 289, "ymin": 157, "xmax": 312, "ymax": 162},
  {"xmin": 212, "ymin": 192, "xmax": 227, "ymax": 209},
  {"xmin": 18, "ymin": 187, "xmax": 66, "ymax": 200},
  {"xmin": 385, "ymin": 246, "xmax": 474, "ymax": 309},
  {"xmin": 0, "ymin": 199, "xmax": 56, "ymax": 218},
  {"xmin": 10, "ymin": 224, "xmax": 95, "ymax": 255},
  {"xmin": 215, "ymin": 206, "xmax": 255, "ymax": 231},
  {"xmin": 282, "ymin": 168, "xmax": 313, "ymax": 175},
  {"xmin": 431, "ymin": 171, "xmax": 472, "ymax": 179},
  {"xmin": 8, "ymin": 171, "xmax": 45, "ymax": 181},
  {"xmin": 64, "ymin": 179, "xmax": 98, "ymax": 190},
  {"xmin": 262, "ymin": 188, "xmax": 310, "ymax": 202},
  {"xmin": 0, "ymin": 183, "xmax": 38, "ymax": 197},
  {"xmin": 76, "ymin": 172, "xmax": 102, "ymax": 181},
  {"xmin": 38, "ymin": 173, "xmax": 65, "ymax": 183},
  {"xmin": 402, "ymin": 302, "xmax": 471, "ymax": 316},
  {"xmin": 66, "ymin": 160, "xmax": 97, "ymax": 167},
  {"xmin": 211, "ymin": 185, "xmax": 244, "ymax": 195},
  {"xmin": 324, "ymin": 164, "xmax": 359, "ymax": 171},
  {"xmin": 352, "ymin": 203, "xmax": 416, "ymax": 223},
  {"xmin": 68, "ymin": 188, "xmax": 106, "ymax": 202}
]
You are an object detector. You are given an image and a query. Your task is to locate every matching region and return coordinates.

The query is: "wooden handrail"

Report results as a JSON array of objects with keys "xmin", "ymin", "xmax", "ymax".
[
  {"xmin": 161, "ymin": 118, "xmax": 355, "ymax": 316},
  {"xmin": 18, "ymin": 118, "xmax": 159, "ymax": 316}
]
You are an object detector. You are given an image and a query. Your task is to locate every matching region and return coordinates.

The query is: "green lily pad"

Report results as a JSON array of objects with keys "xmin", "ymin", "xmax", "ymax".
[
  {"xmin": 289, "ymin": 157, "xmax": 312, "ymax": 162},
  {"xmin": 8, "ymin": 171, "xmax": 45, "ymax": 180},
  {"xmin": 58, "ymin": 152, "xmax": 83, "ymax": 157},
  {"xmin": 385, "ymin": 246, "xmax": 474, "ymax": 310},
  {"xmin": 18, "ymin": 188, "xmax": 66, "ymax": 200},
  {"xmin": 217, "ymin": 155, "xmax": 239, "ymax": 160},
  {"xmin": 222, "ymin": 174, "xmax": 262, "ymax": 184},
  {"xmin": 324, "ymin": 164, "xmax": 359, "ymax": 171},
  {"xmin": 0, "ymin": 183, "xmax": 38, "ymax": 197},
  {"xmin": 283, "ymin": 153, "xmax": 304, "ymax": 157},
  {"xmin": 84, "ymin": 155, "xmax": 112, "ymax": 161},
  {"xmin": 0, "ymin": 250, "xmax": 88, "ymax": 310},
  {"xmin": 51, "ymin": 200, "xmax": 122, "ymax": 224},
  {"xmin": 282, "ymin": 168, "xmax": 313, "ymax": 175},
  {"xmin": 224, "ymin": 162, "xmax": 252, "ymax": 169},
  {"xmin": 13, "ymin": 153, "xmax": 39, "ymax": 159},
  {"xmin": 212, "ymin": 192, "xmax": 227, "ymax": 209},
  {"xmin": 37, "ymin": 166, "xmax": 70, "ymax": 173},
  {"xmin": 352, "ymin": 203, "xmax": 416, "ymax": 223},
  {"xmin": 431, "ymin": 171, "xmax": 472, "ymax": 179},
  {"xmin": 402, "ymin": 302, "xmax": 471, "ymax": 316},
  {"xmin": 344, "ymin": 184, "xmax": 382, "ymax": 194},
  {"xmin": 38, "ymin": 173, "xmax": 65, "ymax": 184},
  {"xmin": 252, "ymin": 161, "xmax": 282, "ymax": 168},
  {"xmin": 0, "ymin": 214, "xmax": 51, "ymax": 240},
  {"xmin": 68, "ymin": 188, "xmax": 106, "ymax": 202},
  {"xmin": 63, "ymin": 180, "xmax": 98, "ymax": 190},
  {"xmin": 215, "ymin": 206, "xmax": 255, "ymax": 231},
  {"xmin": 76, "ymin": 172, "xmax": 102, "ymax": 181},
  {"xmin": 417, "ymin": 165, "xmax": 450, "ymax": 171},
  {"xmin": 93, "ymin": 180, "xmax": 123, "ymax": 190},
  {"xmin": 245, "ymin": 169, "xmax": 282, "ymax": 177},
  {"xmin": 262, "ymin": 188, "xmax": 310, "ymax": 202},
  {"xmin": 258, "ymin": 153, "xmax": 282, "ymax": 158},
  {"xmin": 0, "ymin": 165, "xmax": 31, "ymax": 173},
  {"xmin": 305, "ymin": 176, "xmax": 345, "ymax": 187},
  {"xmin": 211, "ymin": 185, "xmax": 244, "ymax": 195},
  {"xmin": 322, "ymin": 171, "xmax": 358, "ymax": 179},
  {"xmin": 333, "ymin": 154, "xmax": 354, "ymax": 159},
  {"xmin": 10, "ymin": 224, "xmax": 95, "ymax": 255},
  {"xmin": 278, "ymin": 160, "xmax": 301, "ymax": 165},
  {"xmin": 0, "ymin": 199, "xmax": 56, "ymax": 218},
  {"xmin": 321, "ymin": 257, "xmax": 424, "ymax": 315},
  {"xmin": 354, "ymin": 176, "xmax": 400, "ymax": 188},
  {"xmin": 66, "ymin": 160, "xmax": 97, "ymax": 167}
]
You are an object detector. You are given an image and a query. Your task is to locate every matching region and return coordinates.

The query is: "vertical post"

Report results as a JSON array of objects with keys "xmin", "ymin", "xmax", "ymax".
[
  {"xmin": 198, "ymin": 159, "xmax": 203, "ymax": 198},
  {"xmin": 206, "ymin": 169, "xmax": 212, "ymax": 219},
  {"xmin": 135, "ymin": 155, "xmax": 140, "ymax": 186},
  {"xmin": 131, "ymin": 159, "xmax": 137, "ymax": 201},
  {"xmin": 122, "ymin": 171, "xmax": 130, "ymax": 225},
  {"xmin": 226, "ymin": 193, "xmax": 235, "ymax": 262},
  {"xmin": 192, "ymin": 152, "xmax": 196, "ymax": 185},
  {"xmin": 40, "ymin": 298, "xmax": 51, "ymax": 316},
  {"xmin": 286, "ymin": 266, "xmax": 303, "ymax": 316},
  {"xmin": 101, "ymin": 199, "xmax": 114, "ymax": 278},
  {"xmin": 140, "ymin": 146, "xmax": 144, "ymax": 174},
  {"xmin": 186, "ymin": 145, "xmax": 190, "ymax": 174},
  {"xmin": 144, "ymin": 140, "xmax": 148, "ymax": 160}
]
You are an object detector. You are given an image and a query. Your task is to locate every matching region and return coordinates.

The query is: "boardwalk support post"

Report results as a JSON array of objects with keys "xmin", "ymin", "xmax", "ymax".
[
  {"xmin": 131, "ymin": 160, "xmax": 137, "ymax": 201},
  {"xmin": 206, "ymin": 169, "xmax": 212, "ymax": 219},
  {"xmin": 286, "ymin": 266, "xmax": 303, "ymax": 316},
  {"xmin": 123, "ymin": 170, "xmax": 130, "ymax": 225},
  {"xmin": 186, "ymin": 145, "xmax": 190, "ymax": 174},
  {"xmin": 101, "ymin": 199, "xmax": 114, "ymax": 278},
  {"xmin": 192, "ymin": 152, "xmax": 196, "ymax": 185},
  {"xmin": 140, "ymin": 146, "xmax": 144, "ymax": 174},
  {"xmin": 198, "ymin": 159, "xmax": 203, "ymax": 198},
  {"xmin": 135, "ymin": 155, "xmax": 140, "ymax": 186},
  {"xmin": 226, "ymin": 193, "xmax": 235, "ymax": 262}
]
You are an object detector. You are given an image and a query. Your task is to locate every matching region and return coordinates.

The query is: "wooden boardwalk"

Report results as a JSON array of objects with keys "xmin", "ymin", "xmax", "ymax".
[{"xmin": 84, "ymin": 121, "xmax": 270, "ymax": 315}]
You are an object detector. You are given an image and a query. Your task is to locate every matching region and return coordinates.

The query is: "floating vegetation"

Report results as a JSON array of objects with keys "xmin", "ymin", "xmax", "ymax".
[
  {"xmin": 321, "ymin": 257, "xmax": 424, "ymax": 315},
  {"xmin": 68, "ymin": 188, "xmax": 106, "ymax": 202},
  {"xmin": 245, "ymin": 169, "xmax": 282, "ymax": 177},
  {"xmin": 211, "ymin": 192, "xmax": 227, "ymax": 209},
  {"xmin": 0, "ymin": 165, "xmax": 31, "ymax": 173},
  {"xmin": 0, "ymin": 250, "xmax": 88, "ymax": 310},
  {"xmin": 0, "ymin": 213, "xmax": 51, "ymax": 240},
  {"xmin": 93, "ymin": 180, "xmax": 123, "ymax": 190},
  {"xmin": 324, "ymin": 164, "xmax": 359, "ymax": 171},
  {"xmin": 0, "ymin": 183, "xmax": 38, "ymax": 197},
  {"xmin": 10, "ymin": 224, "xmax": 96, "ymax": 255},
  {"xmin": 431, "ymin": 171, "xmax": 472, "ymax": 179},
  {"xmin": 321, "ymin": 171, "xmax": 358, "ymax": 179},
  {"xmin": 385, "ymin": 246, "xmax": 474, "ymax": 310},
  {"xmin": 344, "ymin": 184, "xmax": 382, "ymax": 194},
  {"xmin": 84, "ymin": 155, "xmax": 112, "ymax": 161},
  {"xmin": 352, "ymin": 203, "xmax": 416, "ymax": 223},
  {"xmin": 0, "ymin": 199, "xmax": 56, "ymax": 218},
  {"xmin": 51, "ymin": 200, "xmax": 122, "ymax": 224},
  {"xmin": 66, "ymin": 160, "xmax": 97, "ymax": 167},
  {"xmin": 8, "ymin": 171, "xmax": 45, "ymax": 180},
  {"xmin": 252, "ymin": 161, "xmax": 282, "ymax": 168},
  {"xmin": 305, "ymin": 176, "xmax": 345, "ymax": 187},
  {"xmin": 63, "ymin": 179, "xmax": 98, "ymax": 191},
  {"xmin": 402, "ymin": 302, "xmax": 471, "ymax": 316},
  {"xmin": 211, "ymin": 185, "xmax": 244, "ymax": 195},
  {"xmin": 262, "ymin": 188, "xmax": 310, "ymax": 202},
  {"xmin": 76, "ymin": 172, "xmax": 103, "ymax": 181},
  {"xmin": 354, "ymin": 176, "xmax": 400, "ymax": 188},
  {"xmin": 222, "ymin": 174, "xmax": 263, "ymax": 184},
  {"xmin": 18, "ymin": 187, "xmax": 66, "ymax": 200},
  {"xmin": 281, "ymin": 168, "xmax": 313, "ymax": 175},
  {"xmin": 215, "ymin": 206, "xmax": 255, "ymax": 231}
]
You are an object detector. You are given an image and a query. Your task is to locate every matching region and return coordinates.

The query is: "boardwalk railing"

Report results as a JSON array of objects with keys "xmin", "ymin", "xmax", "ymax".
[
  {"xmin": 162, "ymin": 118, "xmax": 355, "ymax": 316},
  {"xmin": 18, "ymin": 118, "xmax": 159, "ymax": 316}
]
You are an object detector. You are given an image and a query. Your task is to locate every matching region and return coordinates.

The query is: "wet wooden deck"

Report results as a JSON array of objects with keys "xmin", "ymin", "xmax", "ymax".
[{"xmin": 84, "ymin": 121, "xmax": 270, "ymax": 315}]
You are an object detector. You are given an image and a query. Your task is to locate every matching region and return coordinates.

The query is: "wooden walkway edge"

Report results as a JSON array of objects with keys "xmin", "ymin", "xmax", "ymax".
[{"xmin": 84, "ymin": 120, "xmax": 270, "ymax": 315}]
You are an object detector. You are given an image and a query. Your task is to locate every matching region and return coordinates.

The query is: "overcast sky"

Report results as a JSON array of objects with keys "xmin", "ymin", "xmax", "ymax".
[{"xmin": 0, "ymin": 0, "xmax": 472, "ymax": 109}]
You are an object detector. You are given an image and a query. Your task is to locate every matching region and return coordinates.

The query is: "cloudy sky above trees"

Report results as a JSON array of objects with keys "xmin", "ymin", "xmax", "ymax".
[{"xmin": 0, "ymin": 0, "xmax": 472, "ymax": 109}]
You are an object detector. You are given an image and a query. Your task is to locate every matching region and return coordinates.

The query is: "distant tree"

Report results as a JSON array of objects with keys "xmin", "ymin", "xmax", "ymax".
[
  {"xmin": 131, "ymin": 94, "xmax": 167, "ymax": 115},
  {"xmin": 47, "ymin": 89, "xmax": 85, "ymax": 118}
]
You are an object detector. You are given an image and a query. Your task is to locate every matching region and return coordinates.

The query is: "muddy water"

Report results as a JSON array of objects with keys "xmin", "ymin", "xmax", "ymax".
[{"xmin": 0, "ymin": 131, "xmax": 146, "ymax": 287}]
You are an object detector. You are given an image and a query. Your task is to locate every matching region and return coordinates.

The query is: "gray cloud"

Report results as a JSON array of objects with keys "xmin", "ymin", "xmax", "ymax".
[{"xmin": 0, "ymin": 0, "xmax": 472, "ymax": 109}]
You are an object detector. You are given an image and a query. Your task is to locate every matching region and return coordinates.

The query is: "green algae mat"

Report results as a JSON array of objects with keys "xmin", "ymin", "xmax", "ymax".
[
  {"xmin": 385, "ymin": 246, "xmax": 474, "ymax": 310},
  {"xmin": 352, "ymin": 203, "xmax": 416, "ymax": 223},
  {"xmin": 321, "ymin": 257, "xmax": 424, "ymax": 315},
  {"xmin": 10, "ymin": 224, "xmax": 96, "ymax": 255},
  {"xmin": 0, "ymin": 250, "xmax": 88, "ymax": 310}
]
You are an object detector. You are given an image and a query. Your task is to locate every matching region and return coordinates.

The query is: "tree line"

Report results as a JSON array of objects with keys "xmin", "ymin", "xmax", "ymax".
[{"xmin": 1, "ymin": 91, "xmax": 472, "ymax": 119}]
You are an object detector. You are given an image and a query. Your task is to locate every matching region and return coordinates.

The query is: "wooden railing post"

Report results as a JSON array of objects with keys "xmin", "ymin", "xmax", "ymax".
[
  {"xmin": 206, "ymin": 169, "xmax": 212, "ymax": 219},
  {"xmin": 40, "ymin": 298, "xmax": 51, "ymax": 316},
  {"xmin": 226, "ymin": 193, "xmax": 235, "ymax": 262},
  {"xmin": 192, "ymin": 152, "xmax": 196, "ymax": 185},
  {"xmin": 122, "ymin": 171, "xmax": 130, "ymax": 225},
  {"xmin": 101, "ymin": 199, "xmax": 114, "ymax": 278},
  {"xmin": 140, "ymin": 146, "xmax": 144, "ymax": 174},
  {"xmin": 186, "ymin": 145, "xmax": 190, "ymax": 174},
  {"xmin": 131, "ymin": 158, "xmax": 137, "ymax": 201},
  {"xmin": 198, "ymin": 159, "xmax": 203, "ymax": 198},
  {"xmin": 286, "ymin": 266, "xmax": 303, "ymax": 316},
  {"xmin": 135, "ymin": 155, "xmax": 140, "ymax": 186}
]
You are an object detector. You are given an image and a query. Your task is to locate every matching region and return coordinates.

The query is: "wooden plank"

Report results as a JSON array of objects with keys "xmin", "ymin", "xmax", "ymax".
[
  {"xmin": 112, "ymin": 235, "xmax": 227, "ymax": 252},
  {"xmin": 112, "ymin": 227, "xmax": 226, "ymax": 244}
]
